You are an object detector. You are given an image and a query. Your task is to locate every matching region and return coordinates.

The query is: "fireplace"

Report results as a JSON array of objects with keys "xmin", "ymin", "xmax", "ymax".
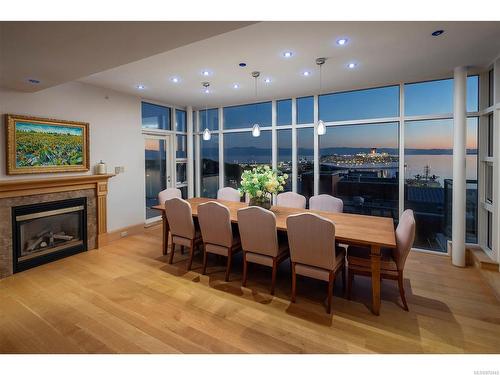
[{"xmin": 12, "ymin": 197, "xmax": 87, "ymax": 273}]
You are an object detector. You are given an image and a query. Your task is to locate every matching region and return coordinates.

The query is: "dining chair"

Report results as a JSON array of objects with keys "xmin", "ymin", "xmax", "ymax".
[
  {"xmin": 237, "ymin": 206, "xmax": 289, "ymax": 295},
  {"xmin": 286, "ymin": 213, "xmax": 346, "ymax": 314},
  {"xmin": 309, "ymin": 194, "xmax": 343, "ymax": 213},
  {"xmin": 347, "ymin": 209, "xmax": 415, "ymax": 311},
  {"xmin": 276, "ymin": 192, "xmax": 306, "ymax": 209},
  {"xmin": 217, "ymin": 187, "xmax": 241, "ymax": 202},
  {"xmin": 165, "ymin": 198, "xmax": 202, "ymax": 270},
  {"xmin": 158, "ymin": 188, "xmax": 182, "ymax": 205},
  {"xmin": 198, "ymin": 201, "xmax": 241, "ymax": 281}
]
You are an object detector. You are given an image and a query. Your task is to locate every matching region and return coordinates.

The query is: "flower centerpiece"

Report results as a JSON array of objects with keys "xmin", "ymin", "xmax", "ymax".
[{"xmin": 239, "ymin": 165, "xmax": 288, "ymax": 209}]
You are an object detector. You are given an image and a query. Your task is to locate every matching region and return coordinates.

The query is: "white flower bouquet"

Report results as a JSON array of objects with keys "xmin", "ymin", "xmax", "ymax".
[{"xmin": 239, "ymin": 165, "xmax": 288, "ymax": 209}]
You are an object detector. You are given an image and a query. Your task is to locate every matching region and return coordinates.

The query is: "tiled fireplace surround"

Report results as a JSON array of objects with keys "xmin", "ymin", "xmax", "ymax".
[{"xmin": 0, "ymin": 175, "xmax": 113, "ymax": 278}]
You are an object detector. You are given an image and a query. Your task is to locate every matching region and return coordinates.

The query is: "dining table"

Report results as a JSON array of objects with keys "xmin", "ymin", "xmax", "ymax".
[{"xmin": 153, "ymin": 197, "xmax": 396, "ymax": 315}]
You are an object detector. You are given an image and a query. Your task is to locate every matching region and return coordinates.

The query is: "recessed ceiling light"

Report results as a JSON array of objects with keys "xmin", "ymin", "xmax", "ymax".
[
  {"xmin": 336, "ymin": 38, "xmax": 348, "ymax": 46},
  {"xmin": 27, "ymin": 78, "xmax": 41, "ymax": 84},
  {"xmin": 431, "ymin": 29, "xmax": 444, "ymax": 37},
  {"xmin": 233, "ymin": 83, "xmax": 240, "ymax": 89},
  {"xmin": 347, "ymin": 62, "xmax": 357, "ymax": 69},
  {"xmin": 171, "ymin": 77, "xmax": 180, "ymax": 83},
  {"xmin": 202, "ymin": 70, "xmax": 210, "ymax": 76},
  {"xmin": 264, "ymin": 78, "xmax": 271, "ymax": 83},
  {"xmin": 283, "ymin": 51, "xmax": 293, "ymax": 58},
  {"xmin": 204, "ymin": 88, "xmax": 210, "ymax": 94},
  {"xmin": 239, "ymin": 62, "xmax": 247, "ymax": 67},
  {"xmin": 303, "ymin": 71, "xmax": 311, "ymax": 77},
  {"xmin": 136, "ymin": 84, "xmax": 145, "ymax": 90}
]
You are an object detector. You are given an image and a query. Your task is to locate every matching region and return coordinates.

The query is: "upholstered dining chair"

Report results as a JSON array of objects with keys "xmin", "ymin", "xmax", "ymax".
[
  {"xmin": 165, "ymin": 198, "xmax": 202, "ymax": 270},
  {"xmin": 237, "ymin": 206, "xmax": 289, "ymax": 295},
  {"xmin": 217, "ymin": 187, "xmax": 241, "ymax": 202},
  {"xmin": 198, "ymin": 201, "xmax": 241, "ymax": 281},
  {"xmin": 347, "ymin": 209, "xmax": 416, "ymax": 311},
  {"xmin": 276, "ymin": 192, "xmax": 306, "ymax": 209},
  {"xmin": 286, "ymin": 213, "xmax": 346, "ymax": 314},
  {"xmin": 309, "ymin": 194, "xmax": 343, "ymax": 213},
  {"xmin": 158, "ymin": 188, "xmax": 182, "ymax": 205}
]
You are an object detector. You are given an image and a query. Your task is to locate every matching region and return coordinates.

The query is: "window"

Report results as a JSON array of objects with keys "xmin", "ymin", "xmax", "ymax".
[
  {"xmin": 404, "ymin": 118, "xmax": 478, "ymax": 251},
  {"xmin": 277, "ymin": 99, "xmax": 292, "ymax": 126},
  {"xmin": 176, "ymin": 162, "xmax": 187, "ymax": 185},
  {"xmin": 488, "ymin": 113, "xmax": 494, "ymax": 157},
  {"xmin": 319, "ymin": 86, "xmax": 399, "ymax": 122},
  {"xmin": 486, "ymin": 164, "xmax": 493, "ymax": 204},
  {"xmin": 487, "ymin": 211, "xmax": 493, "ymax": 249},
  {"xmin": 224, "ymin": 131, "xmax": 272, "ymax": 189},
  {"xmin": 200, "ymin": 108, "xmax": 219, "ymax": 131},
  {"xmin": 319, "ymin": 123, "xmax": 399, "ymax": 218},
  {"xmin": 297, "ymin": 128, "xmax": 314, "ymax": 202},
  {"xmin": 296, "ymin": 96, "xmax": 314, "ymax": 124},
  {"xmin": 405, "ymin": 77, "xmax": 478, "ymax": 116},
  {"xmin": 277, "ymin": 129, "xmax": 292, "ymax": 192},
  {"xmin": 175, "ymin": 109, "xmax": 186, "ymax": 132},
  {"xmin": 144, "ymin": 138, "xmax": 167, "ymax": 219},
  {"xmin": 141, "ymin": 102, "xmax": 171, "ymax": 130},
  {"xmin": 489, "ymin": 69, "xmax": 494, "ymax": 107},
  {"xmin": 200, "ymin": 134, "xmax": 219, "ymax": 198},
  {"xmin": 176, "ymin": 135, "xmax": 187, "ymax": 158},
  {"xmin": 223, "ymin": 102, "xmax": 272, "ymax": 130}
]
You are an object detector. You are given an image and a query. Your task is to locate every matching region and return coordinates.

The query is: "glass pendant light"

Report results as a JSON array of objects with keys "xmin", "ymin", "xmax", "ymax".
[
  {"xmin": 251, "ymin": 71, "xmax": 261, "ymax": 137},
  {"xmin": 316, "ymin": 58, "xmax": 327, "ymax": 136},
  {"xmin": 202, "ymin": 82, "xmax": 211, "ymax": 141}
]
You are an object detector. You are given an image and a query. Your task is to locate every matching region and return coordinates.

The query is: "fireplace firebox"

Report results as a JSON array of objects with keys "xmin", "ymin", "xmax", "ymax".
[{"xmin": 12, "ymin": 197, "xmax": 87, "ymax": 273}]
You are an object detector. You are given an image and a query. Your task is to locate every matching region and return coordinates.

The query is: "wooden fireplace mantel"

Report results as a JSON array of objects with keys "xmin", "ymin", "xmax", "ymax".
[{"xmin": 0, "ymin": 174, "xmax": 115, "ymax": 247}]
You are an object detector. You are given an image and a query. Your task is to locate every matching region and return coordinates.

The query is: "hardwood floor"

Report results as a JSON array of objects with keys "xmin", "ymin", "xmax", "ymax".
[{"xmin": 1, "ymin": 225, "xmax": 500, "ymax": 354}]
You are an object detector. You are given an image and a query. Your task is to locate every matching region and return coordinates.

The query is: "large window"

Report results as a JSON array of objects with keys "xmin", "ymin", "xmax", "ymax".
[
  {"xmin": 319, "ymin": 85, "xmax": 399, "ymax": 122},
  {"xmin": 296, "ymin": 96, "xmax": 314, "ymax": 124},
  {"xmin": 224, "ymin": 102, "xmax": 272, "ymax": 130},
  {"xmin": 277, "ymin": 99, "xmax": 292, "ymax": 126},
  {"xmin": 200, "ymin": 134, "xmax": 219, "ymax": 198},
  {"xmin": 319, "ymin": 123, "xmax": 399, "ymax": 218},
  {"xmin": 404, "ymin": 118, "xmax": 478, "ymax": 252},
  {"xmin": 141, "ymin": 102, "xmax": 171, "ymax": 130},
  {"xmin": 297, "ymin": 128, "xmax": 314, "ymax": 202},
  {"xmin": 145, "ymin": 138, "xmax": 167, "ymax": 219},
  {"xmin": 175, "ymin": 109, "xmax": 186, "ymax": 132},
  {"xmin": 277, "ymin": 129, "xmax": 292, "ymax": 192},
  {"xmin": 224, "ymin": 131, "xmax": 272, "ymax": 189},
  {"xmin": 200, "ymin": 108, "xmax": 219, "ymax": 131}
]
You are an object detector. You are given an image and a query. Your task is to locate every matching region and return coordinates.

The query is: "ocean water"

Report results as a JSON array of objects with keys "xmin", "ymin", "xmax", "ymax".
[{"xmin": 405, "ymin": 154, "xmax": 477, "ymax": 184}]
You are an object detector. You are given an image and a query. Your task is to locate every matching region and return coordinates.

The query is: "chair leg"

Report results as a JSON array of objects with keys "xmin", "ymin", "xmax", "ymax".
[
  {"xmin": 242, "ymin": 252, "xmax": 248, "ymax": 287},
  {"xmin": 291, "ymin": 262, "xmax": 297, "ymax": 303},
  {"xmin": 202, "ymin": 246, "xmax": 208, "ymax": 275},
  {"xmin": 168, "ymin": 243, "xmax": 175, "ymax": 264},
  {"xmin": 347, "ymin": 270, "xmax": 354, "ymax": 300},
  {"xmin": 270, "ymin": 258, "xmax": 277, "ymax": 295},
  {"xmin": 327, "ymin": 271, "xmax": 334, "ymax": 314},
  {"xmin": 225, "ymin": 248, "xmax": 232, "ymax": 282},
  {"xmin": 187, "ymin": 240, "xmax": 195, "ymax": 271},
  {"xmin": 398, "ymin": 271, "xmax": 409, "ymax": 311}
]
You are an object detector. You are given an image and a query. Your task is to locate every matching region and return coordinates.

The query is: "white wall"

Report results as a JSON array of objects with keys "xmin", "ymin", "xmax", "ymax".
[{"xmin": 0, "ymin": 81, "xmax": 145, "ymax": 231}]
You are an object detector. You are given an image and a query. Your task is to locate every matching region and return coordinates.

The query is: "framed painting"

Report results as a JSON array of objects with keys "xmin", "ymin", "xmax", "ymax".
[{"xmin": 5, "ymin": 114, "xmax": 89, "ymax": 175}]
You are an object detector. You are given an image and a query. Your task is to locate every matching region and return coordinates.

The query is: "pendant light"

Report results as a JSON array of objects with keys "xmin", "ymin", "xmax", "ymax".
[
  {"xmin": 316, "ymin": 57, "xmax": 327, "ymax": 136},
  {"xmin": 251, "ymin": 71, "xmax": 261, "ymax": 137},
  {"xmin": 202, "ymin": 82, "xmax": 211, "ymax": 141}
]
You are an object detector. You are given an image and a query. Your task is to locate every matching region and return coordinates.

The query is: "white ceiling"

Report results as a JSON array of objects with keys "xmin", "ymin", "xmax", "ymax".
[
  {"xmin": 0, "ymin": 21, "xmax": 255, "ymax": 92},
  {"xmin": 80, "ymin": 21, "xmax": 500, "ymax": 109}
]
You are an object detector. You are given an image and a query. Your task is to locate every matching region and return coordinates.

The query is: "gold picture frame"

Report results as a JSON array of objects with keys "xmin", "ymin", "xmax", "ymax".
[{"xmin": 5, "ymin": 114, "xmax": 90, "ymax": 175}]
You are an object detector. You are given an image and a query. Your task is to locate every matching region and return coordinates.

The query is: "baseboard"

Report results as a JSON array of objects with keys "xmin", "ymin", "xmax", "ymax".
[
  {"xmin": 99, "ymin": 222, "xmax": 155, "ymax": 246},
  {"xmin": 467, "ymin": 247, "xmax": 499, "ymax": 272}
]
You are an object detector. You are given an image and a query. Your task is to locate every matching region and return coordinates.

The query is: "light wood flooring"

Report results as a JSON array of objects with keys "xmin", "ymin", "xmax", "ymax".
[{"xmin": 1, "ymin": 225, "xmax": 500, "ymax": 353}]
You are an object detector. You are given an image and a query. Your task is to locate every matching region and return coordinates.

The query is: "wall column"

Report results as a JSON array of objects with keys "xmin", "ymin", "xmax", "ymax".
[
  {"xmin": 186, "ymin": 106, "xmax": 194, "ymax": 198},
  {"xmin": 452, "ymin": 66, "xmax": 467, "ymax": 267}
]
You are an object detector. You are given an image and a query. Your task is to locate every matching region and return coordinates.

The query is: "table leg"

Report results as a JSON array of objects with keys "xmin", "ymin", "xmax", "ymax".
[
  {"xmin": 162, "ymin": 212, "xmax": 170, "ymax": 255},
  {"xmin": 370, "ymin": 244, "xmax": 381, "ymax": 315}
]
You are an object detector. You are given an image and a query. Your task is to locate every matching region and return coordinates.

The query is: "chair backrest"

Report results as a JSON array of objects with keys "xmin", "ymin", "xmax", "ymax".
[
  {"xmin": 309, "ymin": 194, "xmax": 343, "ymax": 213},
  {"xmin": 286, "ymin": 213, "xmax": 338, "ymax": 270},
  {"xmin": 158, "ymin": 188, "xmax": 182, "ymax": 205},
  {"xmin": 276, "ymin": 192, "xmax": 306, "ymax": 209},
  {"xmin": 197, "ymin": 201, "xmax": 233, "ymax": 248},
  {"xmin": 393, "ymin": 209, "xmax": 416, "ymax": 270},
  {"xmin": 217, "ymin": 187, "xmax": 241, "ymax": 202},
  {"xmin": 237, "ymin": 206, "xmax": 279, "ymax": 257},
  {"xmin": 165, "ymin": 198, "xmax": 195, "ymax": 240}
]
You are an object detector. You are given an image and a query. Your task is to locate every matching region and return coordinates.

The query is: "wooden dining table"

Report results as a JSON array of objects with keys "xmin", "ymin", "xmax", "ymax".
[{"xmin": 153, "ymin": 197, "xmax": 396, "ymax": 315}]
